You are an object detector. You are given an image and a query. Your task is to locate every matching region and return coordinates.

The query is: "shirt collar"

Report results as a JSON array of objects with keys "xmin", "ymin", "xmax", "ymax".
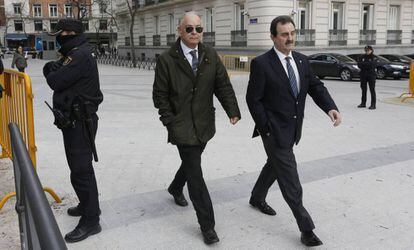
[
  {"xmin": 180, "ymin": 40, "xmax": 198, "ymax": 56},
  {"xmin": 273, "ymin": 46, "xmax": 293, "ymax": 62}
]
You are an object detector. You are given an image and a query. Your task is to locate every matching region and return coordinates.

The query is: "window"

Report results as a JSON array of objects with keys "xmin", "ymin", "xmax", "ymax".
[
  {"xmin": 49, "ymin": 4, "xmax": 58, "ymax": 17},
  {"xmin": 82, "ymin": 21, "xmax": 89, "ymax": 31},
  {"xmin": 234, "ymin": 3, "xmax": 246, "ymax": 30},
  {"xmin": 13, "ymin": 4, "xmax": 21, "ymax": 15},
  {"xmin": 125, "ymin": 37, "xmax": 130, "ymax": 46},
  {"xmin": 49, "ymin": 41, "xmax": 55, "ymax": 50},
  {"xmin": 65, "ymin": 4, "xmax": 73, "ymax": 18},
  {"xmin": 331, "ymin": 2, "xmax": 345, "ymax": 29},
  {"xmin": 99, "ymin": 3, "xmax": 107, "ymax": 14},
  {"xmin": 14, "ymin": 20, "xmax": 23, "ymax": 31},
  {"xmin": 33, "ymin": 4, "xmax": 42, "ymax": 17},
  {"xmin": 50, "ymin": 20, "xmax": 58, "ymax": 31},
  {"xmin": 362, "ymin": 4, "xmax": 374, "ymax": 30},
  {"xmin": 297, "ymin": 0, "xmax": 312, "ymax": 30},
  {"xmin": 154, "ymin": 16, "xmax": 159, "ymax": 35},
  {"xmin": 140, "ymin": 18, "xmax": 145, "ymax": 35},
  {"xmin": 388, "ymin": 5, "xmax": 400, "ymax": 30},
  {"xmin": 34, "ymin": 20, "xmax": 43, "ymax": 31},
  {"xmin": 168, "ymin": 14, "xmax": 175, "ymax": 34},
  {"xmin": 99, "ymin": 20, "xmax": 107, "ymax": 30},
  {"xmin": 80, "ymin": 4, "xmax": 88, "ymax": 18},
  {"xmin": 205, "ymin": 8, "xmax": 214, "ymax": 32},
  {"xmin": 315, "ymin": 55, "xmax": 327, "ymax": 61}
]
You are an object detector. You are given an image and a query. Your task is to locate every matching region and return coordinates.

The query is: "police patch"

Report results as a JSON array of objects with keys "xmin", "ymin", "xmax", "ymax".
[{"xmin": 63, "ymin": 56, "xmax": 73, "ymax": 65}]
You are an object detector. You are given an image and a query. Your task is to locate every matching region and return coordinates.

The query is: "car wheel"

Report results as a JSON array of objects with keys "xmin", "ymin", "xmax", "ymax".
[
  {"xmin": 340, "ymin": 69, "xmax": 352, "ymax": 81},
  {"xmin": 318, "ymin": 75, "xmax": 325, "ymax": 79},
  {"xmin": 376, "ymin": 68, "xmax": 386, "ymax": 79},
  {"xmin": 394, "ymin": 76, "xmax": 401, "ymax": 80}
]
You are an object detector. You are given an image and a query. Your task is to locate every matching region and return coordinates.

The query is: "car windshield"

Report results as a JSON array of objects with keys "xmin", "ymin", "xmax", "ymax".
[
  {"xmin": 334, "ymin": 54, "xmax": 355, "ymax": 63},
  {"xmin": 397, "ymin": 55, "xmax": 413, "ymax": 62}
]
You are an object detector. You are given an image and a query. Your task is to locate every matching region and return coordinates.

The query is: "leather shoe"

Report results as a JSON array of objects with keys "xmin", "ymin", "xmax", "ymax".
[
  {"xmin": 67, "ymin": 206, "xmax": 101, "ymax": 217},
  {"xmin": 168, "ymin": 188, "xmax": 188, "ymax": 207},
  {"xmin": 249, "ymin": 198, "xmax": 276, "ymax": 216},
  {"xmin": 357, "ymin": 104, "xmax": 366, "ymax": 108},
  {"xmin": 368, "ymin": 105, "xmax": 376, "ymax": 110},
  {"xmin": 202, "ymin": 229, "xmax": 219, "ymax": 245},
  {"xmin": 301, "ymin": 231, "xmax": 323, "ymax": 247},
  {"xmin": 64, "ymin": 223, "xmax": 102, "ymax": 243}
]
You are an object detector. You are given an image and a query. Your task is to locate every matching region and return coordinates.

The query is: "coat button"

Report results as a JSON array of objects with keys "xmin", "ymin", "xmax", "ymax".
[
  {"xmin": 293, "ymin": 116, "xmax": 297, "ymax": 119},
  {"xmin": 296, "ymin": 101, "xmax": 299, "ymax": 105}
]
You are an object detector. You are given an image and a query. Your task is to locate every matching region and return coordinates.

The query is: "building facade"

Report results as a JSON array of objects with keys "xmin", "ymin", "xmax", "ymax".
[
  {"xmin": 3, "ymin": 0, "xmax": 118, "ymax": 50},
  {"xmin": 116, "ymin": 0, "xmax": 414, "ymax": 59}
]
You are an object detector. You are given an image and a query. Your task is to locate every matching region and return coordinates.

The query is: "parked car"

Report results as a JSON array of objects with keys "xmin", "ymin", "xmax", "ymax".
[
  {"xmin": 23, "ymin": 47, "xmax": 38, "ymax": 59},
  {"xmin": 405, "ymin": 54, "xmax": 414, "ymax": 60},
  {"xmin": 308, "ymin": 53, "xmax": 360, "ymax": 81},
  {"xmin": 348, "ymin": 54, "xmax": 408, "ymax": 79},
  {"xmin": 380, "ymin": 54, "xmax": 411, "ymax": 77}
]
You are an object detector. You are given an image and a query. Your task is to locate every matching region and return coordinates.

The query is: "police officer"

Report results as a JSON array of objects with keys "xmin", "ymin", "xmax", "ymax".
[
  {"xmin": 357, "ymin": 45, "xmax": 377, "ymax": 110},
  {"xmin": 43, "ymin": 19, "xmax": 103, "ymax": 243}
]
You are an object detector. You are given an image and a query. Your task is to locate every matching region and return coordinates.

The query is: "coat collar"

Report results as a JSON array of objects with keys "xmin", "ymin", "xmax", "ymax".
[{"xmin": 169, "ymin": 38, "xmax": 206, "ymax": 80}]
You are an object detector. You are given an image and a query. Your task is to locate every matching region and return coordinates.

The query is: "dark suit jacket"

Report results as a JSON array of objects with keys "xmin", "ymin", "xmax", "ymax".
[{"xmin": 246, "ymin": 48, "xmax": 338, "ymax": 148}]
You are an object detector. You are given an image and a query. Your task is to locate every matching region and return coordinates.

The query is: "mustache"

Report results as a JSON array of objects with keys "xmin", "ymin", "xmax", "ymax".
[{"xmin": 285, "ymin": 40, "xmax": 294, "ymax": 45}]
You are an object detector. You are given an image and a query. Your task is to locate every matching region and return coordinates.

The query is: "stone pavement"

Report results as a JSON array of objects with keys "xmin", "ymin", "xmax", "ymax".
[{"xmin": 0, "ymin": 58, "xmax": 413, "ymax": 249}]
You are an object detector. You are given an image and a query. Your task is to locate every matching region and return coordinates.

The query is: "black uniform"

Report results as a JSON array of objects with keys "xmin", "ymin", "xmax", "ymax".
[
  {"xmin": 43, "ymin": 34, "xmax": 103, "ymax": 226},
  {"xmin": 358, "ymin": 53, "xmax": 377, "ymax": 108}
]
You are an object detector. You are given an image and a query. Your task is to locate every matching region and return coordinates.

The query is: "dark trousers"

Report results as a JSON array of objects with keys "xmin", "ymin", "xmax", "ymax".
[
  {"xmin": 251, "ymin": 135, "xmax": 315, "ymax": 232},
  {"xmin": 62, "ymin": 117, "xmax": 100, "ymax": 226},
  {"xmin": 360, "ymin": 75, "xmax": 376, "ymax": 107},
  {"xmin": 168, "ymin": 144, "xmax": 215, "ymax": 231}
]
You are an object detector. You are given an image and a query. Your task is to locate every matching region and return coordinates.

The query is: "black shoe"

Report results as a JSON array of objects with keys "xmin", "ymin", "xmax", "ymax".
[
  {"xmin": 357, "ymin": 104, "xmax": 366, "ymax": 108},
  {"xmin": 64, "ymin": 223, "xmax": 102, "ymax": 243},
  {"xmin": 167, "ymin": 187, "xmax": 188, "ymax": 207},
  {"xmin": 301, "ymin": 231, "xmax": 323, "ymax": 247},
  {"xmin": 368, "ymin": 105, "xmax": 376, "ymax": 110},
  {"xmin": 249, "ymin": 198, "xmax": 276, "ymax": 216},
  {"xmin": 67, "ymin": 206, "xmax": 101, "ymax": 217},
  {"xmin": 202, "ymin": 229, "xmax": 219, "ymax": 245}
]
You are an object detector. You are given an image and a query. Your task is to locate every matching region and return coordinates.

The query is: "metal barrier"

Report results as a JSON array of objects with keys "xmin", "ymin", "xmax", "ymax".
[
  {"xmin": 95, "ymin": 55, "xmax": 157, "ymax": 70},
  {"xmin": 400, "ymin": 61, "xmax": 414, "ymax": 102},
  {"xmin": 221, "ymin": 55, "xmax": 255, "ymax": 72},
  {"xmin": 0, "ymin": 69, "xmax": 61, "ymax": 210},
  {"xmin": 9, "ymin": 123, "xmax": 67, "ymax": 250}
]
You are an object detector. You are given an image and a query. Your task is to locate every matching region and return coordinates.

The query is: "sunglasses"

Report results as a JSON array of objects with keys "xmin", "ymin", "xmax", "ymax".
[{"xmin": 185, "ymin": 26, "xmax": 203, "ymax": 33}]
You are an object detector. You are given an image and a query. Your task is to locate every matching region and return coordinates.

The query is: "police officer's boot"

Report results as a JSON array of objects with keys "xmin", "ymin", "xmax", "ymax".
[
  {"xmin": 67, "ymin": 205, "xmax": 101, "ymax": 217},
  {"xmin": 357, "ymin": 104, "xmax": 366, "ymax": 108}
]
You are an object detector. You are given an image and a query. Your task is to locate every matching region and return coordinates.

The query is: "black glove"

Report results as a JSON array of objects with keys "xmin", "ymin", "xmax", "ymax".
[
  {"xmin": 0, "ymin": 84, "xmax": 3, "ymax": 99},
  {"xmin": 43, "ymin": 60, "xmax": 63, "ymax": 77}
]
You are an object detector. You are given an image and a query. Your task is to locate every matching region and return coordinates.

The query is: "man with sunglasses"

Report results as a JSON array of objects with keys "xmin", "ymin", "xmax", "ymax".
[{"xmin": 153, "ymin": 12, "xmax": 240, "ymax": 245}]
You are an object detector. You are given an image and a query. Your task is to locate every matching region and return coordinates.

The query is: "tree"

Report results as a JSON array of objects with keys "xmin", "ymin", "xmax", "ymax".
[
  {"xmin": 125, "ymin": 0, "xmax": 139, "ymax": 67},
  {"xmin": 94, "ymin": 0, "xmax": 119, "ymax": 53},
  {"xmin": 65, "ymin": 0, "xmax": 92, "ymax": 20}
]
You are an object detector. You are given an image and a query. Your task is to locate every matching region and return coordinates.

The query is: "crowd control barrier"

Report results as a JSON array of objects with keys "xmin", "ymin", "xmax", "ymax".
[
  {"xmin": 400, "ymin": 61, "xmax": 414, "ymax": 102},
  {"xmin": 221, "ymin": 55, "xmax": 255, "ymax": 72},
  {"xmin": 9, "ymin": 123, "xmax": 67, "ymax": 250},
  {"xmin": 0, "ymin": 69, "xmax": 61, "ymax": 210}
]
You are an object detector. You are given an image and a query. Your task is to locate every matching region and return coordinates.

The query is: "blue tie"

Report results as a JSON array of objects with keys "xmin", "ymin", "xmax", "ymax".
[
  {"xmin": 189, "ymin": 50, "xmax": 198, "ymax": 75},
  {"xmin": 285, "ymin": 57, "xmax": 299, "ymax": 98}
]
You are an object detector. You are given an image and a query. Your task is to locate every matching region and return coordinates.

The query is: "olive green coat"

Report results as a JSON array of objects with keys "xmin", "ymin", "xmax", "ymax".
[{"xmin": 153, "ymin": 39, "xmax": 241, "ymax": 145}]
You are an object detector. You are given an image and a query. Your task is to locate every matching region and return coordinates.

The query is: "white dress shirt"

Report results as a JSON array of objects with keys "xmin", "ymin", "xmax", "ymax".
[
  {"xmin": 274, "ymin": 47, "xmax": 300, "ymax": 92},
  {"xmin": 180, "ymin": 40, "xmax": 198, "ymax": 67}
]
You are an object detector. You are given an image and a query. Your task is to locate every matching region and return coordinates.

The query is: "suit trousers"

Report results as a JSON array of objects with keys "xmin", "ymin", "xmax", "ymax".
[
  {"xmin": 251, "ymin": 134, "xmax": 315, "ymax": 232},
  {"xmin": 360, "ymin": 75, "xmax": 376, "ymax": 107},
  {"xmin": 62, "ymin": 116, "xmax": 100, "ymax": 226},
  {"xmin": 168, "ymin": 144, "xmax": 215, "ymax": 231}
]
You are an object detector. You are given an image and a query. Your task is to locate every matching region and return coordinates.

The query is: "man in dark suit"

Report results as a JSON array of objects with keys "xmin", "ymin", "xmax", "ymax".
[
  {"xmin": 246, "ymin": 15, "xmax": 342, "ymax": 247},
  {"xmin": 153, "ymin": 12, "xmax": 241, "ymax": 245}
]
